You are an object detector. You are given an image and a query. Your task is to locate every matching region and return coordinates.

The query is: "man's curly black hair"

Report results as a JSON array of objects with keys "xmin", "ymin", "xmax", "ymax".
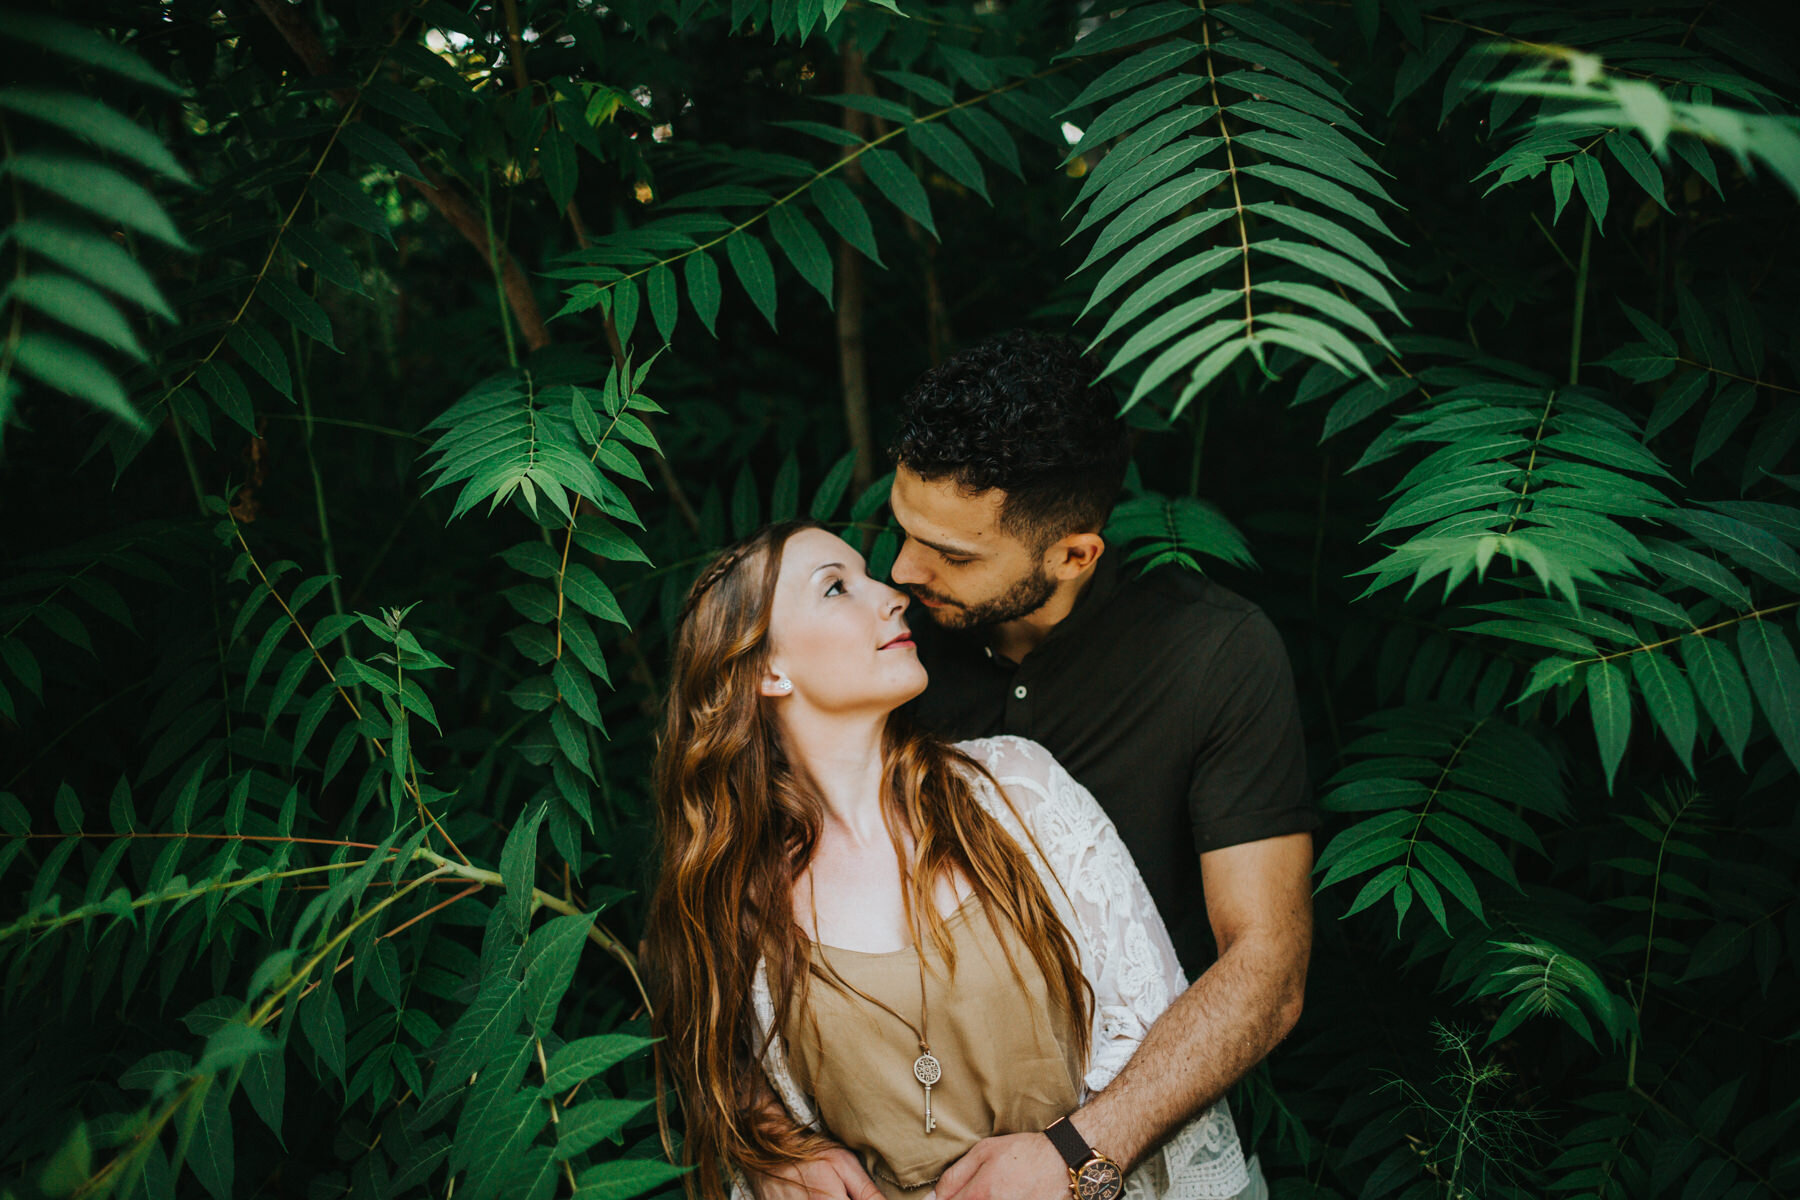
[{"xmin": 891, "ymin": 330, "xmax": 1130, "ymax": 548}]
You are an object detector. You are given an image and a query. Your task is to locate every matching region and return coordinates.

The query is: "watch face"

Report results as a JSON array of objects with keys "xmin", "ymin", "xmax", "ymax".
[{"xmin": 1075, "ymin": 1158, "xmax": 1124, "ymax": 1200}]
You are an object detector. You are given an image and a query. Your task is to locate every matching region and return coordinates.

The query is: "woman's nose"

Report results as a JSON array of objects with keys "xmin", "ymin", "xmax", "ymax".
[{"xmin": 881, "ymin": 581, "xmax": 910, "ymax": 616}]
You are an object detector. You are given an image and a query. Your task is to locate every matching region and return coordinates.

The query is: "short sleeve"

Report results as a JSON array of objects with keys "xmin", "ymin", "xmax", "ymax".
[{"xmin": 1188, "ymin": 609, "xmax": 1316, "ymax": 855}]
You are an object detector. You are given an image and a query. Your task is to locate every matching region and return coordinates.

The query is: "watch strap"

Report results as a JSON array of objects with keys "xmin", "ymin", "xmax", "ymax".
[{"xmin": 1044, "ymin": 1116, "xmax": 1093, "ymax": 1170}]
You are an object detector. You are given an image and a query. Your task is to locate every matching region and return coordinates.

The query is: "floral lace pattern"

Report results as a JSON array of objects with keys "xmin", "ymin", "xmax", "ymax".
[{"xmin": 738, "ymin": 736, "xmax": 1250, "ymax": 1199}]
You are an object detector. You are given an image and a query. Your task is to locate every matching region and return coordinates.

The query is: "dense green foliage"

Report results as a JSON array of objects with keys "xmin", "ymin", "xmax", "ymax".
[{"xmin": 2, "ymin": 0, "xmax": 1797, "ymax": 1197}]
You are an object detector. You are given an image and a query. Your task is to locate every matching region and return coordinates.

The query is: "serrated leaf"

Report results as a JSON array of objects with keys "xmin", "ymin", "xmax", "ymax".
[
  {"xmin": 725, "ymin": 233, "xmax": 777, "ymax": 329},
  {"xmin": 1739, "ymin": 619, "xmax": 1800, "ymax": 773},
  {"xmin": 545, "ymin": 1034, "xmax": 658, "ymax": 1090},
  {"xmin": 8, "ymin": 152, "xmax": 187, "ymax": 249},
  {"xmin": 1631, "ymin": 650, "xmax": 1697, "ymax": 772},
  {"xmin": 1588, "ymin": 659, "xmax": 1631, "ymax": 793},
  {"xmin": 861, "ymin": 148, "xmax": 937, "ymax": 239},
  {"xmin": 768, "ymin": 204, "xmax": 834, "ymax": 302}
]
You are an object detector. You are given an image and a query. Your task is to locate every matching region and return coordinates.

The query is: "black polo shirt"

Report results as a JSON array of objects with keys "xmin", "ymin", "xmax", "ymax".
[{"xmin": 907, "ymin": 550, "xmax": 1316, "ymax": 972}]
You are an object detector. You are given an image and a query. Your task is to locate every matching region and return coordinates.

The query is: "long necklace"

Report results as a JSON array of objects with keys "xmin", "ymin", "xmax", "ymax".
[{"xmin": 810, "ymin": 884, "xmax": 942, "ymax": 1134}]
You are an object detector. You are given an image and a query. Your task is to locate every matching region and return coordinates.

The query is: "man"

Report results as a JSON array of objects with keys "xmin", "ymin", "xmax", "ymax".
[{"xmin": 757, "ymin": 331, "xmax": 1314, "ymax": 1200}]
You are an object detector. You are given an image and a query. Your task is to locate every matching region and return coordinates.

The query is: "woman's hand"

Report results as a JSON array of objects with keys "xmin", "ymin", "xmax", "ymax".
[{"xmin": 751, "ymin": 1147, "xmax": 885, "ymax": 1200}]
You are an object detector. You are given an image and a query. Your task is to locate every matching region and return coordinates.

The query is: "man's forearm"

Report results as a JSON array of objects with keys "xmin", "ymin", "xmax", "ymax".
[{"xmin": 1074, "ymin": 929, "xmax": 1307, "ymax": 1169}]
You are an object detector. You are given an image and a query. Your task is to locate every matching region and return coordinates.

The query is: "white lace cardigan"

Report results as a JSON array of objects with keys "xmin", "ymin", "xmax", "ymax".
[{"xmin": 738, "ymin": 736, "xmax": 1250, "ymax": 1199}]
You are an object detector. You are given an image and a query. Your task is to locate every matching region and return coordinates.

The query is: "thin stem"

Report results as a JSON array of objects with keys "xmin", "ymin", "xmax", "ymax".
[
  {"xmin": 483, "ymin": 170, "xmax": 520, "ymax": 367},
  {"xmin": 293, "ymin": 321, "xmax": 359, "ymax": 681},
  {"xmin": 1568, "ymin": 216, "xmax": 1593, "ymax": 385},
  {"xmin": 1674, "ymin": 357, "xmax": 1800, "ymax": 397},
  {"xmin": 1502, "ymin": 389, "xmax": 1558, "ymax": 535},
  {"xmin": 1199, "ymin": 3, "xmax": 1255, "ymax": 335},
  {"xmin": 1579, "ymin": 601, "xmax": 1799, "ymax": 665}
]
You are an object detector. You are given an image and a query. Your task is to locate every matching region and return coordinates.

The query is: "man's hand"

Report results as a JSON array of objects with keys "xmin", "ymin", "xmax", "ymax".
[
  {"xmin": 750, "ymin": 1147, "xmax": 884, "ymax": 1200},
  {"xmin": 936, "ymin": 1133, "xmax": 1068, "ymax": 1200}
]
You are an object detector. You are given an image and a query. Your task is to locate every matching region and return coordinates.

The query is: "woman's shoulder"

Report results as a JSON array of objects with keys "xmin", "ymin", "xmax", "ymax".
[
  {"xmin": 951, "ymin": 734, "xmax": 1059, "ymax": 779},
  {"xmin": 950, "ymin": 736, "xmax": 1100, "ymax": 823}
]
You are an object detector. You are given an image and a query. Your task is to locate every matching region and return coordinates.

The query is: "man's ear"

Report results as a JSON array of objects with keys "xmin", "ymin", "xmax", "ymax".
[{"xmin": 1045, "ymin": 532, "xmax": 1105, "ymax": 581}]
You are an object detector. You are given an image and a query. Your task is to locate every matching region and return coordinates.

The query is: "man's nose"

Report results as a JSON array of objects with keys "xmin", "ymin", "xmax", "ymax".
[{"xmin": 890, "ymin": 537, "xmax": 927, "ymax": 585}]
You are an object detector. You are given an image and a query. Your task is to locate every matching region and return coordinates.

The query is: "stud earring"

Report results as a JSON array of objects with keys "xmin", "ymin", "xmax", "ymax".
[{"xmin": 776, "ymin": 679, "xmax": 792, "ymax": 693}]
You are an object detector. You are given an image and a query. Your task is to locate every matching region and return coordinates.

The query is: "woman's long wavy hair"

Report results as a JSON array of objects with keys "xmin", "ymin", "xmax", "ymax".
[{"xmin": 642, "ymin": 522, "xmax": 1091, "ymax": 1196}]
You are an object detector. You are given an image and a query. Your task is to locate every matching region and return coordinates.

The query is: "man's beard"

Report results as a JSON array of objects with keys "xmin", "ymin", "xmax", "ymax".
[{"xmin": 908, "ymin": 567, "xmax": 1057, "ymax": 631}]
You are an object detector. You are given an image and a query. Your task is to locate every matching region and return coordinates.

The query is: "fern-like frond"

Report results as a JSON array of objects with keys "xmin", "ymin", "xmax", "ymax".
[
  {"xmin": 1106, "ymin": 491, "xmax": 1254, "ymax": 574},
  {"xmin": 1057, "ymin": 1, "xmax": 1406, "ymax": 416}
]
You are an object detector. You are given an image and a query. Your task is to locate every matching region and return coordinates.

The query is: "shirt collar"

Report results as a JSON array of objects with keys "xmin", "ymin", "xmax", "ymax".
[{"xmin": 1039, "ymin": 545, "xmax": 1123, "ymax": 647}]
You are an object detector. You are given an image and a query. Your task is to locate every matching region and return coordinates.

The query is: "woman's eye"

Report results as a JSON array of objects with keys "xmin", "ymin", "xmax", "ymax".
[{"xmin": 824, "ymin": 579, "xmax": 845, "ymax": 596}]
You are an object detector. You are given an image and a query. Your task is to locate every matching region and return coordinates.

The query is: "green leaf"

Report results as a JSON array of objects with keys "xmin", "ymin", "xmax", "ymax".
[
  {"xmin": 1061, "ymin": 40, "xmax": 1204, "ymax": 114},
  {"xmin": 771, "ymin": 452, "xmax": 801, "ymax": 522},
  {"xmin": 6, "ymin": 274, "xmax": 145, "ymax": 360},
  {"xmin": 541, "ymin": 126, "xmax": 577, "ymax": 212},
  {"xmin": 260, "ymin": 275, "xmax": 337, "ymax": 350},
  {"xmin": 1605, "ymin": 131, "xmax": 1670, "ymax": 211},
  {"xmin": 1739, "ymin": 619, "xmax": 1800, "ymax": 773},
  {"xmin": 10, "ymin": 217, "xmax": 173, "ymax": 318},
  {"xmin": 861, "ymin": 148, "xmax": 937, "ymax": 240},
  {"xmin": 12, "ymin": 332, "xmax": 141, "ymax": 427},
  {"xmin": 1571, "ymin": 150, "xmax": 1609, "ymax": 229},
  {"xmin": 725, "ymin": 232, "xmax": 778, "ymax": 329},
  {"xmin": 1079, "ymin": 212, "xmax": 1235, "ymax": 318},
  {"xmin": 1253, "ymin": 239, "xmax": 1403, "ymax": 317},
  {"xmin": 1412, "ymin": 839, "xmax": 1485, "ymax": 923},
  {"xmin": 339, "ymin": 120, "xmax": 425, "ymax": 181},
  {"xmin": 286, "ymin": 224, "xmax": 365, "ymax": 294},
  {"xmin": 908, "ymin": 123, "xmax": 989, "ymax": 201},
  {"xmin": 0, "ymin": 12, "xmax": 183, "ymax": 94},
  {"xmin": 521, "ymin": 911, "xmax": 597, "ymax": 1031},
  {"xmin": 1588, "ymin": 659, "xmax": 1631, "ymax": 793},
  {"xmin": 768, "ymin": 205, "xmax": 834, "ymax": 302},
  {"xmin": 226, "ymin": 322, "xmax": 294, "ymax": 400},
  {"xmin": 1631, "ymin": 650, "xmax": 1697, "ymax": 772},
  {"xmin": 556, "ymin": 1098, "xmax": 654, "ymax": 1160},
  {"xmin": 1672, "ymin": 510, "xmax": 1800, "ymax": 593},
  {"xmin": 1056, "ymin": 2, "xmax": 1200, "ymax": 62},
  {"xmin": 1074, "ymin": 169, "xmax": 1227, "ymax": 274},
  {"xmin": 813, "ymin": 176, "xmax": 883, "ymax": 266},
  {"xmin": 810, "ymin": 451, "xmax": 857, "ymax": 520},
  {"xmin": 684, "ymin": 251, "xmax": 722, "ymax": 335},
  {"xmin": 1681, "ymin": 634, "xmax": 1752, "ymax": 765},
  {"xmin": 8, "ymin": 152, "xmax": 188, "ymax": 249},
  {"xmin": 1241, "ymin": 163, "xmax": 1401, "ymax": 243},
  {"xmin": 0, "ymin": 86, "xmax": 189, "ymax": 182},
  {"xmin": 434, "ymin": 975, "xmax": 525, "ymax": 1098},
  {"xmin": 1550, "ymin": 159, "xmax": 1575, "ymax": 221},
  {"xmin": 501, "ymin": 803, "xmax": 548, "ymax": 937},
  {"xmin": 362, "ymin": 79, "xmax": 455, "ymax": 137},
  {"xmin": 646, "ymin": 264, "xmax": 678, "ymax": 343},
  {"xmin": 187, "ymin": 1080, "xmax": 234, "ymax": 1200},
  {"xmin": 312, "ymin": 172, "xmax": 394, "ymax": 245},
  {"xmin": 461, "ymin": 1092, "xmax": 552, "ymax": 1200},
  {"xmin": 546, "ymin": 1034, "xmax": 659, "ymax": 1090},
  {"xmin": 573, "ymin": 1159, "xmax": 689, "ymax": 1200}
]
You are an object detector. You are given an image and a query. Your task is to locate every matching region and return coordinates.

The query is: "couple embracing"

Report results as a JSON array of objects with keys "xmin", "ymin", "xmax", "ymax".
[{"xmin": 643, "ymin": 333, "xmax": 1317, "ymax": 1200}]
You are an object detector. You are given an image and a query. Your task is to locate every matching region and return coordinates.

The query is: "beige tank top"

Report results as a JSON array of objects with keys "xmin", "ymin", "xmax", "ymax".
[{"xmin": 783, "ymin": 897, "xmax": 1083, "ymax": 1199}]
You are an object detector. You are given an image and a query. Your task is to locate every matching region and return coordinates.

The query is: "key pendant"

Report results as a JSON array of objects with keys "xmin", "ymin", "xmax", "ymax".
[{"xmin": 913, "ymin": 1053, "xmax": 941, "ymax": 1134}]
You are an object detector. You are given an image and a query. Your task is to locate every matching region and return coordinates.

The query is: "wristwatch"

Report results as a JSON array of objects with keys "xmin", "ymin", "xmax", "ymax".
[{"xmin": 1044, "ymin": 1116, "xmax": 1124, "ymax": 1200}]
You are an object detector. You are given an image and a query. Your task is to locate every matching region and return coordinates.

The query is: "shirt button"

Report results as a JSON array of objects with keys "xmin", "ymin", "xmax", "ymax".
[
  {"xmin": 984, "ymin": 647, "xmax": 994, "ymax": 659},
  {"xmin": 1013, "ymin": 685, "xmax": 1027, "ymax": 700}
]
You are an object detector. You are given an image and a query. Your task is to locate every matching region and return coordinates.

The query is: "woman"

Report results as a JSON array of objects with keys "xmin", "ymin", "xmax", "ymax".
[{"xmin": 644, "ymin": 522, "xmax": 1248, "ymax": 1200}]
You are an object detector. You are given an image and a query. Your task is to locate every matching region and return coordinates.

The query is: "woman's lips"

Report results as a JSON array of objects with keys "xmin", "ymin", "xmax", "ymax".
[{"xmin": 879, "ymin": 634, "xmax": 916, "ymax": 650}]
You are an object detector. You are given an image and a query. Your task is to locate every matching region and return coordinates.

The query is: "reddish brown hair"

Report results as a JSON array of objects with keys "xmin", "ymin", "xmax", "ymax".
[{"xmin": 642, "ymin": 522, "xmax": 1090, "ymax": 1196}]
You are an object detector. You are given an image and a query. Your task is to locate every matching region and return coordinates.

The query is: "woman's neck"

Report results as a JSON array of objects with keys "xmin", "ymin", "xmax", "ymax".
[{"xmin": 780, "ymin": 706, "xmax": 889, "ymax": 844}]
